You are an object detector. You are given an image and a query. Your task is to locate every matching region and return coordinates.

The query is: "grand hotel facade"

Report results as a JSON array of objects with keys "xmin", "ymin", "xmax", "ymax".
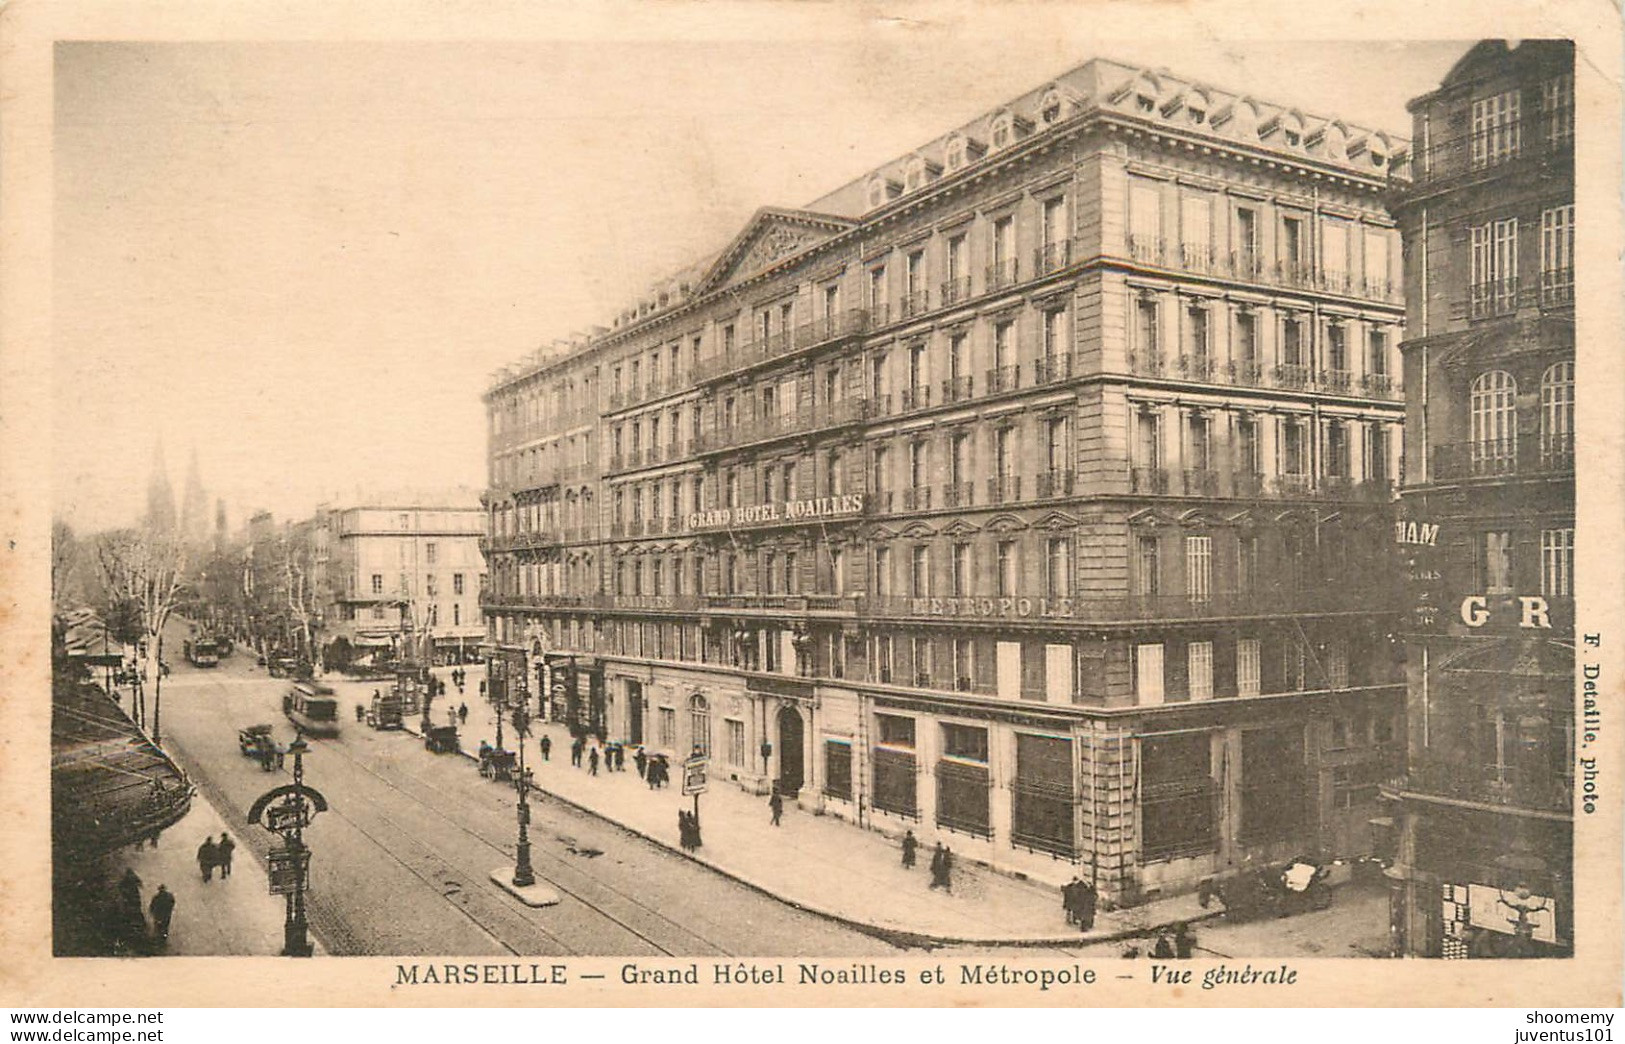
[{"xmin": 482, "ymin": 58, "xmax": 1410, "ymax": 903}]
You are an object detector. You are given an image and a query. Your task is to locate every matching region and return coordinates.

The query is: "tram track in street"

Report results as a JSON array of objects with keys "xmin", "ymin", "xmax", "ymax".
[{"xmin": 303, "ymin": 728, "xmax": 737, "ymax": 957}]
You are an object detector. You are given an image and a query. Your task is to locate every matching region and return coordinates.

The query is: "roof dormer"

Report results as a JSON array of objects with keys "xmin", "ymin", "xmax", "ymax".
[
  {"xmin": 902, "ymin": 154, "xmax": 943, "ymax": 194},
  {"xmin": 943, "ymin": 132, "xmax": 987, "ymax": 173}
]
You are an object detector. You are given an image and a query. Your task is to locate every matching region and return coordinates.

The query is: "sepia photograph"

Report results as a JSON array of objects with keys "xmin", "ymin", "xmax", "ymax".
[{"xmin": 5, "ymin": 0, "xmax": 1620, "ymax": 1012}]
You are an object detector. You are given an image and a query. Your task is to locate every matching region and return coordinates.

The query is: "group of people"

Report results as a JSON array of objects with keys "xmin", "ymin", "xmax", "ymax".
[
  {"xmin": 196, "ymin": 833, "xmax": 236, "ymax": 882},
  {"xmin": 569, "ymin": 736, "xmax": 630, "ymax": 776},
  {"xmin": 114, "ymin": 868, "xmax": 175, "ymax": 952},
  {"xmin": 677, "ymin": 809, "xmax": 702, "ymax": 851},
  {"xmin": 1063, "ymin": 876, "xmax": 1098, "ymax": 931},
  {"xmin": 898, "ymin": 831, "xmax": 955, "ymax": 891}
]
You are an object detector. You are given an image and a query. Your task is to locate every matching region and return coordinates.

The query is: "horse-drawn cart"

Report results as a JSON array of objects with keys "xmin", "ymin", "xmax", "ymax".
[
  {"xmin": 423, "ymin": 723, "xmax": 460, "ymax": 754},
  {"xmin": 237, "ymin": 724, "xmax": 282, "ymax": 772},
  {"xmin": 479, "ymin": 747, "xmax": 517, "ymax": 782}
]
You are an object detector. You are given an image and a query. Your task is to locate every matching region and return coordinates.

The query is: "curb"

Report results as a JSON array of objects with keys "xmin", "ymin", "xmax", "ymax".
[{"xmin": 397, "ymin": 722, "xmax": 1222, "ymax": 950}]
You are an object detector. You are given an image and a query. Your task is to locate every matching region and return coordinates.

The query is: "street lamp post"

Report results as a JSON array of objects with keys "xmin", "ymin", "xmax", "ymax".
[
  {"xmin": 512, "ymin": 704, "xmax": 535, "ymax": 888},
  {"xmin": 282, "ymin": 737, "xmax": 313, "ymax": 957}
]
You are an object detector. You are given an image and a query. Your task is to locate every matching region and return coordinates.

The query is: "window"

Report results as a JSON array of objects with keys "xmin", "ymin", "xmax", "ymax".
[
  {"xmin": 1470, "ymin": 218, "xmax": 1519, "ymax": 314},
  {"xmin": 874, "ymin": 546, "xmax": 892, "ymax": 598},
  {"xmin": 1543, "ymin": 73, "xmax": 1575, "ymax": 148},
  {"xmin": 824, "ymin": 741, "xmax": 853, "ymax": 800},
  {"xmin": 911, "ymin": 545, "xmax": 930, "ymax": 598},
  {"xmin": 1186, "ymin": 302, "xmax": 1210, "ymax": 364},
  {"xmin": 371, "ymin": 574, "xmax": 383, "ymax": 594},
  {"xmin": 726, "ymin": 719, "xmax": 746, "ymax": 768},
  {"xmin": 1046, "ymin": 416, "xmax": 1070, "ymax": 474},
  {"xmin": 992, "ymin": 216, "xmax": 1015, "ymax": 267},
  {"xmin": 1129, "ymin": 180, "xmax": 1161, "ymax": 250},
  {"xmin": 1181, "ymin": 194, "xmax": 1212, "ymax": 263},
  {"xmin": 950, "ymin": 432, "xmax": 968, "ymax": 487},
  {"xmin": 1480, "ymin": 531, "xmax": 1515, "ymax": 595},
  {"xmin": 1325, "ymin": 638, "xmax": 1349, "ymax": 689},
  {"xmin": 1185, "ymin": 535, "xmax": 1212, "ymax": 604},
  {"xmin": 1188, "ymin": 642, "xmax": 1214, "ymax": 700},
  {"xmin": 871, "ymin": 444, "xmax": 889, "ymax": 495},
  {"xmin": 453, "ymin": 604, "xmax": 460, "ymax": 626},
  {"xmin": 1187, "ymin": 412, "xmax": 1211, "ymax": 472},
  {"xmin": 1470, "ymin": 370, "xmax": 1518, "ymax": 470},
  {"xmin": 1042, "ymin": 196, "xmax": 1068, "ymax": 248},
  {"xmin": 906, "ymin": 250, "xmax": 924, "ymax": 298},
  {"xmin": 1367, "ymin": 424, "xmax": 1391, "ymax": 483},
  {"xmin": 1141, "ymin": 732, "xmax": 1217, "ymax": 858},
  {"xmin": 1136, "ymin": 534, "xmax": 1160, "ymax": 597},
  {"xmin": 996, "ymin": 539, "xmax": 1017, "ymax": 597},
  {"xmin": 1237, "ymin": 638, "xmax": 1261, "ymax": 696},
  {"xmin": 1235, "ymin": 311, "xmax": 1257, "ymax": 368},
  {"xmin": 952, "ymin": 638, "xmax": 974, "ymax": 691},
  {"xmin": 1282, "ymin": 419, "xmax": 1308, "ymax": 477},
  {"xmin": 1135, "ymin": 643, "xmax": 1165, "ymax": 705},
  {"xmin": 453, "ymin": 573, "xmax": 464, "ymax": 596},
  {"xmin": 1043, "ymin": 309, "xmax": 1068, "ymax": 361},
  {"xmin": 1235, "ymin": 207, "xmax": 1258, "ymax": 264},
  {"xmin": 1543, "ymin": 528, "xmax": 1574, "ymax": 597},
  {"xmin": 994, "ymin": 426, "xmax": 1014, "ymax": 480},
  {"xmin": 1046, "ymin": 537, "xmax": 1072, "ymax": 598},
  {"xmin": 868, "ymin": 266, "xmax": 887, "ymax": 312},
  {"xmin": 936, "ymin": 722, "xmax": 991, "ymax": 836},
  {"xmin": 425, "ymin": 542, "xmax": 437, "ymax": 565},
  {"xmin": 1281, "ymin": 215, "xmax": 1304, "ymax": 270},
  {"xmin": 1281, "ymin": 316, "xmax": 1304, "ymax": 366},
  {"xmin": 1541, "ymin": 204, "xmax": 1575, "ymax": 302},
  {"xmin": 1541, "ymin": 361, "xmax": 1575, "ymax": 463},
  {"xmin": 1136, "ymin": 409, "xmax": 1161, "ymax": 469},
  {"xmin": 951, "ymin": 542, "xmax": 971, "ymax": 597},
  {"xmin": 1326, "ymin": 323, "xmax": 1347, "ymax": 373},
  {"xmin": 1367, "ymin": 328, "xmax": 1389, "ymax": 377},
  {"xmin": 1136, "ymin": 296, "xmax": 1160, "ymax": 356},
  {"xmin": 658, "ymin": 707, "xmax": 676, "ymax": 748},
  {"xmin": 1322, "ymin": 220, "xmax": 1350, "ymax": 287},
  {"xmin": 1472, "ymin": 89, "xmax": 1522, "ymax": 168},
  {"xmin": 992, "ymin": 320, "xmax": 1014, "ymax": 381},
  {"xmin": 1364, "ymin": 229, "xmax": 1391, "ymax": 294},
  {"xmin": 911, "ymin": 636, "xmax": 933, "ymax": 686},
  {"xmin": 1236, "ymin": 533, "xmax": 1259, "ymax": 593},
  {"xmin": 688, "ymin": 693, "xmax": 710, "ymax": 755},
  {"xmin": 870, "ymin": 354, "xmax": 887, "ymax": 401}
]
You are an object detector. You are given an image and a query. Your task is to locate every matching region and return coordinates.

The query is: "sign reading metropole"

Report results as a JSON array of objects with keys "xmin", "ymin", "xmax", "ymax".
[{"xmin": 685, "ymin": 492, "xmax": 865, "ymax": 532}]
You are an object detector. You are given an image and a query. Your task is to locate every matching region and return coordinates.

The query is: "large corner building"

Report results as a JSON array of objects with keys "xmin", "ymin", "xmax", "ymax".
[
  {"xmin": 483, "ymin": 58, "xmax": 1412, "ymax": 903},
  {"xmin": 1383, "ymin": 40, "xmax": 1575, "ymax": 957}
]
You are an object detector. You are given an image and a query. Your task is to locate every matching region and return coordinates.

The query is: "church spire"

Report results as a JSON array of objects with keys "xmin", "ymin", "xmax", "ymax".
[{"xmin": 146, "ymin": 438, "xmax": 177, "ymax": 533}]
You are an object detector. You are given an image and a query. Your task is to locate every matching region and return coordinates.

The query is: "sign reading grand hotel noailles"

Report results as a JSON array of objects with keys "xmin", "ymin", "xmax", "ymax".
[{"xmin": 685, "ymin": 492, "xmax": 866, "ymax": 531}]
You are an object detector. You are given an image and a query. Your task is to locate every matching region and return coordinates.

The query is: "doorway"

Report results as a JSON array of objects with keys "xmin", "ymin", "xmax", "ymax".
[
  {"xmin": 627, "ymin": 681, "xmax": 644, "ymax": 746},
  {"xmin": 777, "ymin": 705, "xmax": 805, "ymax": 795}
]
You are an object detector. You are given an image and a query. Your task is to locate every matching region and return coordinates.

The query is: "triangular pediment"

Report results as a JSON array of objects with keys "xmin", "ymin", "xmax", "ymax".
[
  {"xmin": 1034, "ymin": 510, "xmax": 1080, "ymax": 531},
  {"xmin": 868, "ymin": 523, "xmax": 901, "ymax": 541},
  {"xmin": 941, "ymin": 519, "xmax": 981, "ymax": 537},
  {"xmin": 1128, "ymin": 508, "xmax": 1177, "ymax": 527},
  {"xmin": 695, "ymin": 207, "xmax": 858, "ymax": 295}
]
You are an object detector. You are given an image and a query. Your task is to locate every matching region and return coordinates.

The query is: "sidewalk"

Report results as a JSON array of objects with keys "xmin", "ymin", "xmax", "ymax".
[
  {"xmin": 404, "ymin": 701, "xmax": 1213, "ymax": 948},
  {"xmin": 104, "ymin": 790, "xmax": 323, "ymax": 956}
]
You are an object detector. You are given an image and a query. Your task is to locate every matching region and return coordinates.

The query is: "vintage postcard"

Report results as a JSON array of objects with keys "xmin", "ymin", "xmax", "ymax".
[{"xmin": 1, "ymin": 0, "xmax": 1620, "ymax": 1009}]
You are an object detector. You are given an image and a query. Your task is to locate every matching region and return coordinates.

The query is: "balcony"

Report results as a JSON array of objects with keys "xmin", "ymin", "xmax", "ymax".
[
  {"xmin": 1179, "ymin": 243, "xmax": 1216, "ymax": 273},
  {"xmin": 1036, "ymin": 469, "xmax": 1076, "ymax": 499},
  {"xmin": 1034, "ymin": 353, "xmax": 1073, "ymax": 385},
  {"xmin": 1125, "ymin": 241, "xmax": 1403, "ymax": 305},
  {"xmin": 862, "ymin": 586, "xmax": 1401, "ymax": 625},
  {"xmin": 1430, "ymin": 433, "xmax": 1574, "ymax": 483},
  {"xmin": 899, "ymin": 385, "xmax": 933, "ymax": 413},
  {"xmin": 1128, "ymin": 350, "xmax": 1165, "ymax": 377},
  {"xmin": 1274, "ymin": 363, "xmax": 1314, "ymax": 390},
  {"xmin": 941, "ymin": 481, "xmax": 975, "ymax": 508},
  {"xmin": 1034, "ymin": 239, "xmax": 1077, "ymax": 276},
  {"xmin": 941, "ymin": 374, "xmax": 974, "ymax": 404},
  {"xmin": 1404, "ymin": 117, "xmax": 1573, "ymax": 191},
  {"xmin": 1389, "ymin": 760, "xmax": 1573, "ymax": 817},
  {"xmin": 1127, "ymin": 234, "xmax": 1166, "ymax": 265},
  {"xmin": 901, "ymin": 488, "xmax": 933, "ymax": 511},
  {"xmin": 1541, "ymin": 269, "xmax": 1574, "ymax": 309},
  {"xmin": 1176, "ymin": 354, "xmax": 1214, "ymax": 382},
  {"xmin": 1182, "ymin": 468, "xmax": 1219, "ymax": 496},
  {"xmin": 1320, "ymin": 369, "xmax": 1354, "ymax": 394},
  {"xmin": 1131, "ymin": 467, "xmax": 1169, "ymax": 494},
  {"xmin": 899, "ymin": 291, "xmax": 930, "ymax": 320},
  {"xmin": 985, "ymin": 259, "xmax": 1020, "ymax": 292},
  {"xmin": 986, "ymin": 475, "xmax": 1021, "ymax": 505},
  {"xmin": 1361, "ymin": 373, "xmax": 1394, "ymax": 397},
  {"xmin": 985, "ymin": 365, "xmax": 1021, "ymax": 394},
  {"xmin": 1468, "ymin": 278, "xmax": 1520, "ymax": 320},
  {"xmin": 939, "ymin": 277, "xmax": 972, "ymax": 307}
]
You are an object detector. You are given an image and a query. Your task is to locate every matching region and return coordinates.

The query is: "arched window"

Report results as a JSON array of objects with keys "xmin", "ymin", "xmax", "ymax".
[
  {"xmin": 688, "ymin": 692, "xmax": 710, "ymax": 755},
  {"xmin": 1540, "ymin": 361, "xmax": 1574, "ymax": 465},
  {"xmin": 945, "ymin": 135, "xmax": 966, "ymax": 172},
  {"xmin": 990, "ymin": 112, "xmax": 1013, "ymax": 149},
  {"xmin": 867, "ymin": 177, "xmax": 888, "ymax": 210},
  {"xmin": 1040, "ymin": 89, "xmax": 1064, "ymax": 125},
  {"xmin": 904, "ymin": 156, "xmax": 926, "ymax": 193},
  {"xmin": 1470, "ymin": 370, "xmax": 1518, "ymax": 473}
]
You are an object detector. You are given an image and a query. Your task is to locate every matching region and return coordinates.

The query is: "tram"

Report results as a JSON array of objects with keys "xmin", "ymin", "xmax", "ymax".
[
  {"xmin": 283, "ymin": 680, "xmax": 341, "ymax": 738},
  {"xmin": 184, "ymin": 636, "xmax": 220, "ymax": 667}
]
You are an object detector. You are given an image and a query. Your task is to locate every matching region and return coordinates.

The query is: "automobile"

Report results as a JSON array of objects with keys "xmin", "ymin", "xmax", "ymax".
[{"xmin": 268, "ymin": 656, "xmax": 299, "ymax": 679}]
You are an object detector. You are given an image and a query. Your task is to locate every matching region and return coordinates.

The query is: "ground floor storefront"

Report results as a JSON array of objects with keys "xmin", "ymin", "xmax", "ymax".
[{"xmin": 506, "ymin": 623, "xmax": 1401, "ymax": 905}]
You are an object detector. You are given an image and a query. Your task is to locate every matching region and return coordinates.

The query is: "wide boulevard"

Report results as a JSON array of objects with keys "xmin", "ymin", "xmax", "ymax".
[{"xmin": 153, "ymin": 623, "xmax": 895, "ymax": 957}]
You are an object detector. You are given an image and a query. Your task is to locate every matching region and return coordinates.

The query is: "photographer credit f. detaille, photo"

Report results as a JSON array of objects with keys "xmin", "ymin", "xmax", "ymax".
[{"xmin": 6, "ymin": 0, "xmax": 1620, "ymax": 1009}]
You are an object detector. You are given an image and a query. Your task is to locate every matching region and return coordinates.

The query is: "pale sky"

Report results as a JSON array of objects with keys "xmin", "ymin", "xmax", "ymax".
[{"xmin": 52, "ymin": 26, "xmax": 1470, "ymax": 533}]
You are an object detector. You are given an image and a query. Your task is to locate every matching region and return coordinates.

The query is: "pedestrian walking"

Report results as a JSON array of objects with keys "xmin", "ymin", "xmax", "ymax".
[
  {"xmin": 118, "ymin": 867, "xmax": 143, "ymax": 915},
  {"xmin": 458, "ymin": 702, "xmax": 468, "ymax": 724},
  {"xmin": 940, "ymin": 846, "xmax": 953, "ymax": 893},
  {"xmin": 148, "ymin": 885, "xmax": 176, "ymax": 946},
  {"xmin": 901, "ymin": 829, "xmax": 918, "ymax": 868},
  {"xmin": 216, "ymin": 833, "xmax": 236, "ymax": 879},
  {"xmin": 928, "ymin": 843, "xmax": 946, "ymax": 889},
  {"xmin": 571, "ymin": 736, "xmax": 583, "ymax": 768},
  {"xmin": 588, "ymin": 746, "xmax": 599, "ymax": 776},
  {"xmin": 634, "ymin": 748, "xmax": 648, "ymax": 779},
  {"xmin": 196, "ymin": 838, "xmax": 218, "ymax": 883},
  {"xmin": 769, "ymin": 789, "xmax": 783, "ymax": 827},
  {"xmin": 614, "ymin": 745, "xmax": 626, "ymax": 772},
  {"xmin": 1074, "ymin": 879, "xmax": 1097, "ymax": 931},
  {"xmin": 1172, "ymin": 922, "xmax": 1195, "ymax": 958},
  {"xmin": 539, "ymin": 735, "xmax": 552, "ymax": 762},
  {"xmin": 1151, "ymin": 933, "xmax": 1176, "ymax": 959}
]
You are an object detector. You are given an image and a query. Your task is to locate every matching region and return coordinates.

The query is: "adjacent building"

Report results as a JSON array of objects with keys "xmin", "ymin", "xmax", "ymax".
[
  {"xmin": 484, "ymin": 58, "xmax": 1411, "ymax": 902},
  {"xmin": 316, "ymin": 499, "xmax": 487, "ymax": 665},
  {"xmin": 1382, "ymin": 40, "xmax": 1575, "ymax": 957}
]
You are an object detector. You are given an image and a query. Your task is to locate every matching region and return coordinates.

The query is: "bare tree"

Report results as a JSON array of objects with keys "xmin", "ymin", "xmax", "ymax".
[{"xmin": 92, "ymin": 527, "xmax": 190, "ymax": 732}]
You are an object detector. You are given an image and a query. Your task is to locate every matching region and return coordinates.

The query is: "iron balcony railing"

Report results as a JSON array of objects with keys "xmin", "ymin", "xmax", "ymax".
[
  {"xmin": 939, "ymin": 276, "xmax": 972, "ymax": 307},
  {"xmin": 1034, "ymin": 353, "xmax": 1073, "ymax": 385},
  {"xmin": 985, "ymin": 258, "xmax": 1020, "ymax": 292},
  {"xmin": 861, "ymin": 586, "xmax": 1400, "ymax": 624},
  {"xmin": 1430, "ymin": 433, "xmax": 1575, "ymax": 482},
  {"xmin": 941, "ymin": 374, "xmax": 974, "ymax": 404},
  {"xmin": 986, "ymin": 364, "xmax": 1020, "ymax": 394}
]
